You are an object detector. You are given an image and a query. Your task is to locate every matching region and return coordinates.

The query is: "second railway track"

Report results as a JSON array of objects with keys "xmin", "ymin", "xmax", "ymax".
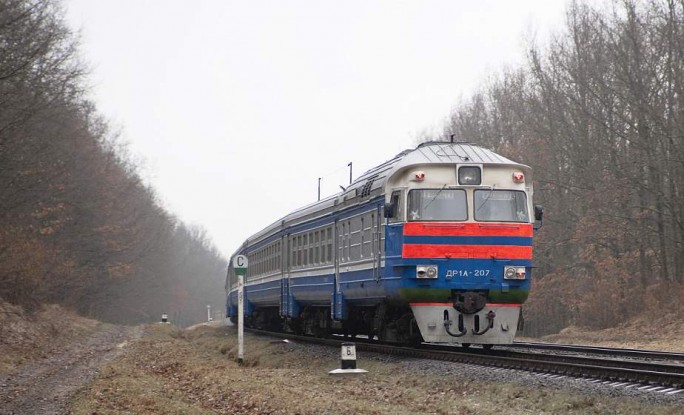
[{"xmin": 507, "ymin": 340, "xmax": 684, "ymax": 362}]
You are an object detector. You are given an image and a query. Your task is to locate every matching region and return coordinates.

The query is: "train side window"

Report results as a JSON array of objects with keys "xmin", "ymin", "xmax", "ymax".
[
  {"xmin": 320, "ymin": 230, "xmax": 326, "ymax": 263},
  {"xmin": 388, "ymin": 191, "xmax": 403, "ymax": 222},
  {"xmin": 347, "ymin": 220, "xmax": 354, "ymax": 261},
  {"xmin": 328, "ymin": 228, "xmax": 333, "ymax": 263},
  {"xmin": 343, "ymin": 222, "xmax": 347, "ymax": 261},
  {"xmin": 360, "ymin": 217, "xmax": 365, "ymax": 258},
  {"xmin": 297, "ymin": 236, "xmax": 302, "ymax": 267},
  {"xmin": 369, "ymin": 214, "xmax": 373, "ymax": 257},
  {"xmin": 303, "ymin": 234, "xmax": 308, "ymax": 265},
  {"xmin": 339, "ymin": 224, "xmax": 345, "ymax": 263},
  {"xmin": 297, "ymin": 235, "xmax": 302, "ymax": 267},
  {"xmin": 314, "ymin": 231, "xmax": 320, "ymax": 264},
  {"xmin": 308, "ymin": 233, "xmax": 313, "ymax": 265}
]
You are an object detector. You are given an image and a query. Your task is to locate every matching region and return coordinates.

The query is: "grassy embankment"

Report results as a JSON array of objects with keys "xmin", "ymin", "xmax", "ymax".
[
  {"xmin": 0, "ymin": 303, "xmax": 102, "ymax": 374},
  {"xmin": 70, "ymin": 324, "xmax": 683, "ymax": 415}
]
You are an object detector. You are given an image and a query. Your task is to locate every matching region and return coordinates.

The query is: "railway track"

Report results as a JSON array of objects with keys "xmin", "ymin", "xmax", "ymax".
[{"xmin": 247, "ymin": 328, "xmax": 684, "ymax": 392}]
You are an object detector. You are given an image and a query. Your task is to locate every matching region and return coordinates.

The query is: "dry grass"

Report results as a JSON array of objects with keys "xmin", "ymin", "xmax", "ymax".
[
  {"xmin": 538, "ymin": 311, "xmax": 684, "ymax": 352},
  {"xmin": 71, "ymin": 324, "xmax": 683, "ymax": 415}
]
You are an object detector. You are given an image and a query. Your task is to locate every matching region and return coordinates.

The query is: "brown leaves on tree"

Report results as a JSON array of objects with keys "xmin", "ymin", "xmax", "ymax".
[{"xmin": 445, "ymin": 0, "xmax": 684, "ymax": 333}]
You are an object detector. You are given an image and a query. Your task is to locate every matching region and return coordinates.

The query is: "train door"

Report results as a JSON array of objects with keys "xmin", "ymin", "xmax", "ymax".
[
  {"xmin": 330, "ymin": 220, "xmax": 342, "ymax": 320},
  {"xmin": 334, "ymin": 219, "xmax": 340, "ymax": 295},
  {"xmin": 280, "ymin": 234, "xmax": 290, "ymax": 318},
  {"xmin": 373, "ymin": 206, "xmax": 382, "ymax": 281}
]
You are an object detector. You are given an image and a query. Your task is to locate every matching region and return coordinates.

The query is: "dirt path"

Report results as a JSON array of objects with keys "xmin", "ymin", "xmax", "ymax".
[{"xmin": 0, "ymin": 324, "xmax": 142, "ymax": 415}]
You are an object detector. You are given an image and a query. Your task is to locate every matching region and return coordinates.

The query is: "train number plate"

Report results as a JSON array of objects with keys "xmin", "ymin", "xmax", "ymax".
[{"xmin": 445, "ymin": 269, "xmax": 490, "ymax": 278}]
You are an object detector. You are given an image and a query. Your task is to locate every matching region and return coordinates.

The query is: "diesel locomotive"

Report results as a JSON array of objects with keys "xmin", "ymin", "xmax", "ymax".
[{"xmin": 226, "ymin": 141, "xmax": 542, "ymax": 347}]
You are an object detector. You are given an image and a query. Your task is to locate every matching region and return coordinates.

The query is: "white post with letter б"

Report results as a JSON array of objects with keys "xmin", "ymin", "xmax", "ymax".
[{"xmin": 233, "ymin": 254, "xmax": 248, "ymax": 364}]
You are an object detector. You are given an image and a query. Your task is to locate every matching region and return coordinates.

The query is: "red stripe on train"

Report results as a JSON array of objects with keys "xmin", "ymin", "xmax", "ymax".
[
  {"xmin": 403, "ymin": 222, "xmax": 533, "ymax": 237},
  {"xmin": 402, "ymin": 244, "xmax": 532, "ymax": 259}
]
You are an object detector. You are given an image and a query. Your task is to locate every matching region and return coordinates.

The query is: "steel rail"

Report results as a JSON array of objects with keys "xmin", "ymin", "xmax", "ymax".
[
  {"xmin": 426, "ymin": 344, "xmax": 684, "ymax": 376},
  {"xmin": 246, "ymin": 328, "xmax": 684, "ymax": 388}
]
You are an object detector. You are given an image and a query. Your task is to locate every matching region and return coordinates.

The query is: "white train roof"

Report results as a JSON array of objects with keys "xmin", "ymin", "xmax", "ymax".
[{"xmin": 232, "ymin": 142, "xmax": 529, "ymax": 255}]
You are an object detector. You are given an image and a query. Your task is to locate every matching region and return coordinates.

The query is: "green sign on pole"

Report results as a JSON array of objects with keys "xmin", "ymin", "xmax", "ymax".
[{"xmin": 234, "ymin": 254, "xmax": 248, "ymax": 276}]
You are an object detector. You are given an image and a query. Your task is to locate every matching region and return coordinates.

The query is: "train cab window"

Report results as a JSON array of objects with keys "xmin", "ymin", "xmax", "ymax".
[
  {"xmin": 474, "ymin": 190, "xmax": 529, "ymax": 222},
  {"xmin": 407, "ymin": 189, "xmax": 467, "ymax": 221}
]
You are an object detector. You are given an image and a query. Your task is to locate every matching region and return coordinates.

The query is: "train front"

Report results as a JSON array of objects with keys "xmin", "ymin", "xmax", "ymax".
[{"xmin": 384, "ymin": 152, "xmax": 537, "ymax": 345}]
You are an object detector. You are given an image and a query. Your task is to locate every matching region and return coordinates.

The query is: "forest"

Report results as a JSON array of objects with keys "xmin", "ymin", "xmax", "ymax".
[
  {"xmin": 444, "ymin": 0, "xmax": 684, "ymax": 335},
  {"xmin": 0, "ymin": 0, "xmax": 227, "ymax": 326}
]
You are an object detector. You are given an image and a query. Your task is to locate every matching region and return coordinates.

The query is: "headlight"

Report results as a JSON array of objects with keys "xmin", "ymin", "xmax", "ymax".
[
  {"xmin": 504, "ymin": 266, "xmax": 526, "ymax": 280},
  {"xmin": 458, "ymin": 166, "xmax": 481, "ymax": 185},
  {"xmin": 416, "ymin": 265, "xmax": 438, "ymax": 279}
]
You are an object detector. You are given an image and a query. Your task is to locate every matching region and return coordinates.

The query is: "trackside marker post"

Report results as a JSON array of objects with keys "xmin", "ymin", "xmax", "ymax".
[
  {"xmin": 329, "ymin": 342, "xmax": 368, "ymax": 375},
  {"xmin": 233, "ymin": 255, "xmax": 248, "ymax": 365}
]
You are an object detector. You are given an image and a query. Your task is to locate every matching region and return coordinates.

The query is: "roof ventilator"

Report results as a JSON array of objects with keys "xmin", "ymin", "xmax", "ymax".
[{"xmin": 360, "ymin": 178, "xmax": 375, "ymax": 198}]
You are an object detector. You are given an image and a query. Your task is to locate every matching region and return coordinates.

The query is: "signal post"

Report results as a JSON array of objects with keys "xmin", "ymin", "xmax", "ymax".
[{"xmin": 233, "ymin": 255, "xmax": 248, "ymax": 364}]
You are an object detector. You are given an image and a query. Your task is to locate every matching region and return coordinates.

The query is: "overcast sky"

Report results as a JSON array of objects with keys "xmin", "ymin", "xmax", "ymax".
[{"xmin": 65, "ymin": 0, "xmax": 569, "ymax": 258}]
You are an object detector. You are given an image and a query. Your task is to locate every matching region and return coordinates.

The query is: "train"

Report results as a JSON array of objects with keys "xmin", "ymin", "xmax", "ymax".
[{"xmin": 225, "ymin": 141, "xmax": 542, "ymax": 347}]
